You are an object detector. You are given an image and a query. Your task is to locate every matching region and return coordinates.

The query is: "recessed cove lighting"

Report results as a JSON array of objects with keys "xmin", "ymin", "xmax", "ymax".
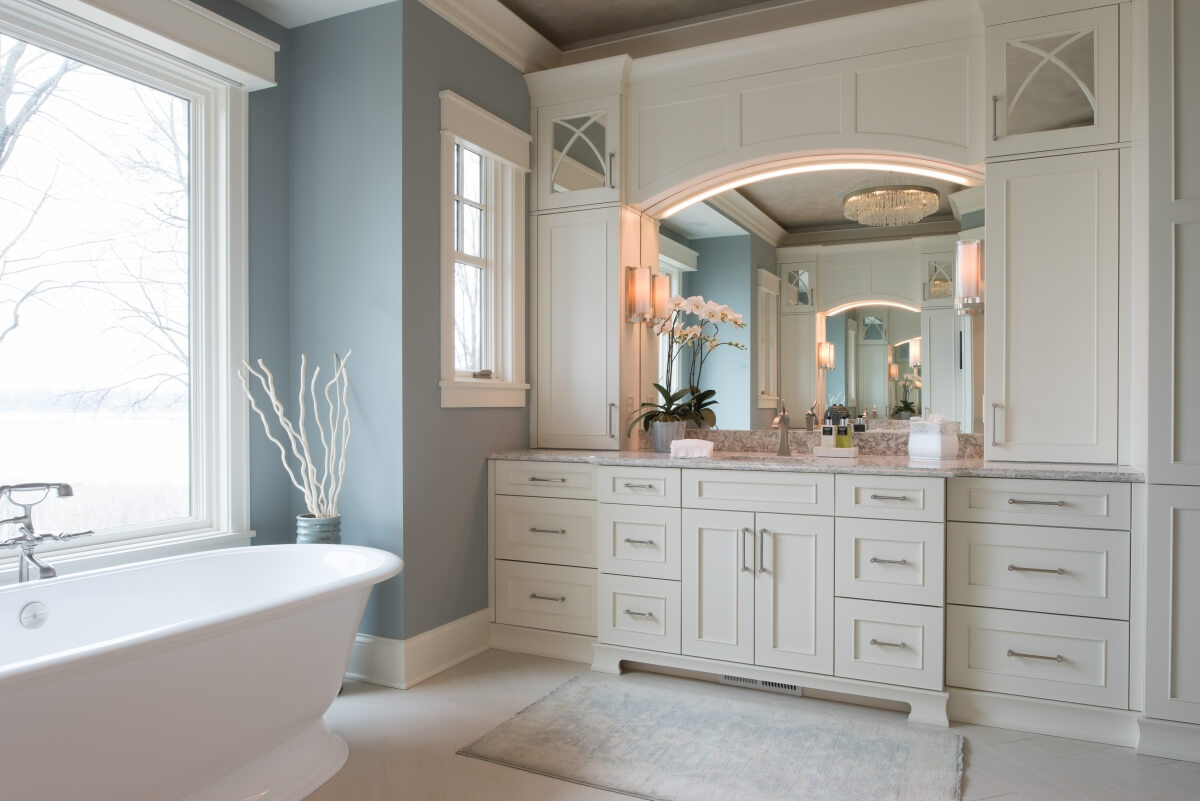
[{"xmin": 824, "ymin": 300, "xmax": 922, "ymax": 316}]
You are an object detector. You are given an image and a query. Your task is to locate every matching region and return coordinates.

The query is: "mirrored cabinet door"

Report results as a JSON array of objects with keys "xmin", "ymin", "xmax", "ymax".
[
  {"xmin": 986, "ymin": 5, "xmax": 1119, "ymax": 157},
  {"xmin": 536, "ymin": 95, "xmax": 621, "ymax": 210}
]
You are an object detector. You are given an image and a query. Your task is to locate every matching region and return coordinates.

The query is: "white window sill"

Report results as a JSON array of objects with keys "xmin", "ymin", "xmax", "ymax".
[
  {"xmin": 758, "ymin": 395, "xmax": 781, "ymax": 409},
  {"xmin": 0, "ymin": 527, "xmax": 253, "ymax": 586},
  {"xmin": 440, "ymin": 379, "xmax": 530, "ymax": 408}
]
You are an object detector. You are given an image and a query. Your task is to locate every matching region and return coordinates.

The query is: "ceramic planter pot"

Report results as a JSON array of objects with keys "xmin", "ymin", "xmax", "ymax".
[
  {"xmin": 296, "ymin": 514, "xmax": 341, "ymax": 544},
  {"xmin": 650, "ymin": 420, "xmax": 687, "ymax": 453}
]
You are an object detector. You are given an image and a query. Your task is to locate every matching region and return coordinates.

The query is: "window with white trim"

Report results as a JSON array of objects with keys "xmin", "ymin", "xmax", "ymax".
[
  {"xmin": 0, "ymin": 0, "xmax": 262, "ymax": 577},
  {"xmin": 440, "ymin": 91, "xmax": 530, "ymax": 408}
]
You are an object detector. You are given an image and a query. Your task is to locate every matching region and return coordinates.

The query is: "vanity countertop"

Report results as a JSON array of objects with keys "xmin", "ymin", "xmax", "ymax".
[{"xmin": 488, "ymin": 450, "xmax": 1145, "ymax": 483}]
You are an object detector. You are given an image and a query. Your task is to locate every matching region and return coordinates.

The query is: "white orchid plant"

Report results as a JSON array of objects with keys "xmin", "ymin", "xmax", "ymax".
[
  {"xmin": 628, "ymin": 295, "xmax": 746, "ymax": 434},
  {"xmin": 239, "ymin": 352, "xmax": 352, "ymax": 518}
]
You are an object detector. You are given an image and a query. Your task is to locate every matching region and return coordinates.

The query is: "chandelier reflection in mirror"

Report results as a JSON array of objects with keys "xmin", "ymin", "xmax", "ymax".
[{"xmin": 843, "ymin": 184, "xmax": 940, "ymax": 227}]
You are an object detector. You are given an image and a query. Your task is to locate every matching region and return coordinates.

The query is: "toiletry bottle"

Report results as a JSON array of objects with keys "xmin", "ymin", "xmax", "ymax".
[
  {"xmin": 853, "ymin": 416, "xmax": 866, "ymax": 434},
  {"xmin": 821, "ymin": 422, "xmax": 835, "ymax": 448},
  {"xmin": 836, "ymin": 418, "xmax": 851, "ymax": 448}
]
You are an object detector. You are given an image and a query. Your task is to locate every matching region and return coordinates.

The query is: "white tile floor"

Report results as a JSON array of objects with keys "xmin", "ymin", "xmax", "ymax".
[{"xmin": 308, "ymin": 650, "xmax": 1200, "ymax": 801}]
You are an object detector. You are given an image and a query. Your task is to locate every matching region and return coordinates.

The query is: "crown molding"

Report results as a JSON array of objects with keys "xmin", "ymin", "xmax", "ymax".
[
  {"xmin": 779, "ymin": 219, "xmax": 961, "ymax": 247},
  {"xmin": 948, "ymin": 185, "xmax": 985, "ymax": 220},
  {"xmin": 705, "ymin": 192, "xmax": 788, "ymax": 247},
  {"xmin": 416, "ymin": 0, "xmax": 560, "ymax": 73}
]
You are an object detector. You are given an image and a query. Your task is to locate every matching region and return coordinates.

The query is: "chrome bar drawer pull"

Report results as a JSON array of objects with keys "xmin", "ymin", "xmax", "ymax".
[
  {"xmin": 623, "ymin": 538, "xmax": 657, "ymax": 546},
  {"xmin": 869, "ymin": 638, "xmax": 907, "ymax": 649},
  {"xmin": 528, "ymin": 476, "xmax": 566, "ymax": 484},
  {"xmin": 869, "ymin": 494, "xmax": 909, "ymax": 502},
  {"xmin": 1007, "ymin": 498, "xmax": 1066, "ymax": 507},
  {"xmin": 1008, "ymin": 564, "xmax": 1065, "ymax": 575},
  {"xmin": 529, "ymin": 593, "xmax": 566, "ymax": 603},
  {"xmin": 623, "ymin": 482, "xmax": 656, "ymax": 490},
  {"xmin": 1007, "ymin": 648, "xmax": 1064, "ymax": 663},
  {"xmin": 529, "ymin": 527, "xmax": 567, "ymax": 535},
  {"xmin": 741, "ymin": 527, "xmax": 753, "ymax": 573},
  {"xmin": 870, "ymin": 557, "xmax": 908, "ymax": 566},
  {"xmin": 758, "ymin": 528, "xmax": 769, "ymax": 574},
  {"xmin": 624, "ymin": 609, "xmax": 655, "ymax": 618}
]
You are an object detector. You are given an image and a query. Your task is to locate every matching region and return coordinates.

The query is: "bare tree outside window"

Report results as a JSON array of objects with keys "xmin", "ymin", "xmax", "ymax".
[{"xmin": 0, "ymin": 33, "xmax": 191, "ymax": 535}]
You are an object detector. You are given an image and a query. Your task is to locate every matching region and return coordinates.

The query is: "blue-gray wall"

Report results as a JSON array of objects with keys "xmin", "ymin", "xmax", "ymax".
[
  {"xmin": 825, "ymin": 314, "xmax": 847, "ymax": 406},
  {"xmin": 199, "ymin": 0, "xmax": 530, "ymax": 641}
]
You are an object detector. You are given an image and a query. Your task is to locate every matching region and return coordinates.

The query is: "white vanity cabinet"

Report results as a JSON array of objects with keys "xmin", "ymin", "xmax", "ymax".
[
  {"xmin": 985, "ymin": 5, "xmax": 1120, "ymax": 158},
  {"xmin": 983, "ymin": 149, "xmax": 1120, "ymax": 463}
]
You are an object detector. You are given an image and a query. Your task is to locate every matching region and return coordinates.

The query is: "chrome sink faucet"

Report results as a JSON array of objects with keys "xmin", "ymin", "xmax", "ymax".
[
  {"xmin": 1, "ymin": 483, "xmax": 92, "ymax": 582},
  {"xmin": 771, "ymin": 399, "xmax": 791, "ymax": 457}
]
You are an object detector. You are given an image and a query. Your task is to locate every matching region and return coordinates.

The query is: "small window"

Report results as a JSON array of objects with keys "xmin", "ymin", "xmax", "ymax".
[{"xmin": 439, "ymin": 92, "xmax": 530, "ymax": 408}]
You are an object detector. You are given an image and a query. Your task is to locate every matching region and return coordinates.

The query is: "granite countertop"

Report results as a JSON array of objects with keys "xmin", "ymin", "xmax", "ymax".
[{"xmin": 488, "ymin": 449, "xmax": 1145, "ymax": 483}]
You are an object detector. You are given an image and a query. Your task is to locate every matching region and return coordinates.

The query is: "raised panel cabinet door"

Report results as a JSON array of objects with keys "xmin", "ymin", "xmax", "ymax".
[
  {"xmin": 754, "ymin": 513, "xmax": 833, "ymax": 674},
  {"xmin": 536, "ymin": 95, "xmax": 621, "ymax": 210},
  {"xmin": 534, "ymin": 209, "xmax": 620, "ymax": 449},
  {"xmin": 984, "ymin": 150, "xmax": 1119, "ymax": 463},
  {"xmin": 1146, "ymin": 485, "xmax": 1200, "ymax": 725},
  {"xmin": 921, "ymin": 307, "xmax": 960, "ymax": 423},
  {"xmin": 985, "ymin": 6, "xmax": 1119, "ymax": 157},
  {"xmin": 780, "ymin": 314, "xmax": 818, "ymax": 417},
  {"xmin": 682, "ymin": 509, "xmax": 755, "ymax": 664}
]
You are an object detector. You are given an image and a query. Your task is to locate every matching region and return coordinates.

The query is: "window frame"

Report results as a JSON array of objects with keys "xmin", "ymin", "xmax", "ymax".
[
  {"xmin": 0, "ymin": 0, "xmax": 269, "ymax": 580},
  {"xmin": 439, "ymin": 90, "xmax": 531, "ymax": 408}
]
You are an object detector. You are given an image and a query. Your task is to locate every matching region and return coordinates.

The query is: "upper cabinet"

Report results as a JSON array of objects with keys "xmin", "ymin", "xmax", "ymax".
[
  {"xmin": 536, "ymin": 95, "xmax": 622, "ymax": 210},
  {"xmin": 986, "ymin": 5, "xmax": 1120, "ymax": 158}
]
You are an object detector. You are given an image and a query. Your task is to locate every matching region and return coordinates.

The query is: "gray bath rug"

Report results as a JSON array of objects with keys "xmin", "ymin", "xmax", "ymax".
[{"xmin": 459, "ymin": 672, "xmax": 962, "ymax": 801}]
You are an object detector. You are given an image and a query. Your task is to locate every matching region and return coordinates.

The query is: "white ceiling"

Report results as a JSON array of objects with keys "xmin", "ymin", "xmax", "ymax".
[
  {"xmin": 235, "ymin": 0, "xmax": 394, "ymax": 28},
  {"xmin": 662, "ymin": 203, "xmax": 749, "ymax": 240}
]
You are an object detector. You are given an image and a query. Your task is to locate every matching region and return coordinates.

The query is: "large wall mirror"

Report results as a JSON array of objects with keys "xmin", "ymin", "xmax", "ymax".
[{"xmin": 659, "ymin": 168, "xmax": 984, "ymax": 432}]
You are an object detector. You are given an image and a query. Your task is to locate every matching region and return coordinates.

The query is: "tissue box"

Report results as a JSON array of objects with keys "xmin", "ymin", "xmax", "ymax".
[
  {"xmin": 907, "ymin": 420, "xmax": 960, "ymax": 460},
  {"xmin": 669, "ymin": 438, "xmax": 714, "ymax": 459}
]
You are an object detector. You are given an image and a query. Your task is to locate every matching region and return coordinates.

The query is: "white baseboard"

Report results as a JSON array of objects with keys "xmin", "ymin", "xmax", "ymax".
[
  {"xmin": 1137, "ymin": 717, "xmax": 1200, "ymax": 762},
  {"xmin": 489, "ymin": 623, "xmax": 595, "ymax": 663},
  {"xmin": 948, "ymin": 688, "xmax": 1140, "ymax": 747},
  {"xmin": 345, "ymin": 609, "xmax": 491, "ymax": 689}
]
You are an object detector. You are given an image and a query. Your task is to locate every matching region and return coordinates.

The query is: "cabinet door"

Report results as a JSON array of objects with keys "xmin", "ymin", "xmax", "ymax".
[
  {"xmin": 682, "ymin": 509, "xmax": 755, "ymax": 664},
  {"xmin": 754, "ymin": 513, "xmax": 833, "ymax": 674},
  {"xmin": 534, "ymin": 209, "xmax": 620, "ymax": 449},
  {"xmin": 780, "ymin": 313, "xmax": 818, "ymax": 416},
  {"xmin": 1146, "ymin": 486, "xmax": 1200, "ymax": 725},
  {"xmin": 986, "ymin": 6, "xmax": 1119, "ymax": 157},
  {"xmin": 920, "ymin": 307, "xmax": 960, "ymax": 422},
  {"xmin": 536, "ymin": 95, "xmax": 621, "ymax": 210},
  {"xmin": 984, "ymin": 151, "xmax": 1118, "ymax": 463}
]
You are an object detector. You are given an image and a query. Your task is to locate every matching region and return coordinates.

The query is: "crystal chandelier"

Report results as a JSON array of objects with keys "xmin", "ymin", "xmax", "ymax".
[{"xmin": 843, "ymin": 184, "xmax": 940, "ymax": 227}]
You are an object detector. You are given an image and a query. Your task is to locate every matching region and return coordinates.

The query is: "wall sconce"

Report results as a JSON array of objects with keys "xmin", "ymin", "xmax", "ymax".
[
  {"xmin": 955, "ymin": 239, "xmax": 983, "ymax": 316},
  {"xmin": 652, "ymin": 274, "xmax": 671, "ymax": 323},
  {"xmin": 889, "ymin": 363, "xmax": 899, "ymax": 381},
  {"xmin": 909, "ymin": 337, "xmax": 921, "ymax": 367},
  {"xmin": 817, "ymin": 342, "xmax": 836, "ymax": 370},
  {"xmin": 627, "ymin": 265, "xmax": 652, "ymax": 322}
]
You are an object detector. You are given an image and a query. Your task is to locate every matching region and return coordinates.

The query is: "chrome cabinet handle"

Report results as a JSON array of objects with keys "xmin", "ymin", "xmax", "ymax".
[
  {"xmin": 870, "ymin": 638, "xmax": 907, "ymax": 649},
  {"xmin": 991, "ymin": 402, "xmax": 1001, "ymax": 446},
  {"xmin": 869, "ymin": 494, "xmax": 908, "ymax": 502},
  {"xmin": 607, "ymin": 152, "xmax": 616, "ymax": 188},
  {"xmin": 623, "ymin": 482, "xmax": 655, "ymax": 490},
  {"xmin": 623, "ymin": 537, "xmax": 657, "ymax": 546},
  {"xmin": 624, "ymin": 609, "xmax": 655, "ymax": 618},
  {"xmin": 992, "ymin": 95, "xmax": 1000, "ymax": 140},
  {"xmin": 1007, "ymin": 498, "xmax": 1067, "ymax": 507},
  {"xmin": 528, "ymin": 527, "xmax": 566, "ymax": 535},
  {"xmin": 870, "ymin": 557, "xmax": 908, "ymax": 566},
  {"xmin": 528, "ymin": 476, "xmax": 566, "ymax": 484},
  {"xmin": 758, "ymin": 528, "xmax": 769, "ymax": 574},
  {"xmin": 1007, "ymin": 649, "xmax": 1064, "ymax": 663},
  {"xmin": 741, "ymin": 527, "xmax": 753, "ymax": 573},
  {"xmin": 608, "ymin": 403, "xmax": 617, "ymax": 438},
  {"xmin": 529, "ymin": 593, "xmax": 566, "ymax": 603},
  {"xmin": 1008, "ymin": 564, "xmax": 1065, "ymax": 575}
]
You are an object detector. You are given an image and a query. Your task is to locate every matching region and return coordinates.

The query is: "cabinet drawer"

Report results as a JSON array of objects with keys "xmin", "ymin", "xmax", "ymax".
[
  {"xmin": 494, "ymin": 460, "xmax": 596, "ymax": 499},
  {"xmin": 597, "ymin": 466, "xmax": 681, "ymax": 507},
  {"xmin": 947, "ymin": 523, "xmax": 1129, "ymax": 619},
  {"xmin": 835, "ymin": 519, "xmax": 945, "ymax": 606},
  {"xmin": 683, "ymin": 469, "xmax": 834, "ymax": 515},
  {"xmin": 834, "ymin": 598, "xmax": 944, "ymax": 691},
  {"xmin": 597, "ymin": 504, "xmax": 680, "ymax": 580},
  {"xmin": 495, "ymin": 496, "xmax": 597, "ymax": 568},
  {"xmin": 597, "ymin": 574, "xmax": 681, "ymax": 654},
  {"xmin": 948, "ymin": 478, "xmax": 1130, "ymax": 530},
  {"xmin": 494, "ymin": 561, "xmax": 596, "ymax": 636},
  {"xmin": 946, "ymin": 605, "xmax": 1129, "ymax": 709},
  {"xmin": 835, "ymin": 475, "xmax": 945, "ymax": 522}
]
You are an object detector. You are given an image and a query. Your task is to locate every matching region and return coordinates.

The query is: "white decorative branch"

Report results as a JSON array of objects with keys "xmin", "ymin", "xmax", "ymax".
[{"xmin": 239, "ymin": 351, "xmax": 352, "ymax": 517}]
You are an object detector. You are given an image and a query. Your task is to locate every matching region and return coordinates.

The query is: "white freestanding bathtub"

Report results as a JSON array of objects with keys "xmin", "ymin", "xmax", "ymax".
[{"xmin": 0, "ymin": 543, "xmax": 402, "ymax": 801}]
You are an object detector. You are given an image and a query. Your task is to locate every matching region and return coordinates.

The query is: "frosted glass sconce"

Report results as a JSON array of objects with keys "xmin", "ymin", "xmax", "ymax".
[
  {"xmin": 652, "ymin": 275, "xmax": 671, "ymax": 323},
  {"xmin": 817, "ymin": 342, "xmax": 836, "ymax": 370},
  {"xmin": 627, "ymin": 266, "xmax": 652, "ymax": 322},
  {"xmin": 956, "ymin": 240, "xmax": 983, "ymax": 315}
]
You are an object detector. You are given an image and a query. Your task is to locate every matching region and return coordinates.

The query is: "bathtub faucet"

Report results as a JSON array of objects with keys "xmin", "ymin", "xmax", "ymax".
[{"xmin": 1, "ymin": 483, "xmax": 93, "ymax": 582}]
